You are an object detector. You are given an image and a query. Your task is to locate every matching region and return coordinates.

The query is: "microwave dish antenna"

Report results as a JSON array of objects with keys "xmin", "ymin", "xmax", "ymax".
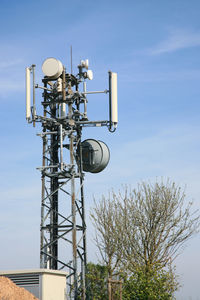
[
  {"xmin": 81, "ymin": 139, "xmax": 110, "ymax": 173},
  {"xmin": 42, "ymin": 57, "xmax": 63, "ymax": 78}
]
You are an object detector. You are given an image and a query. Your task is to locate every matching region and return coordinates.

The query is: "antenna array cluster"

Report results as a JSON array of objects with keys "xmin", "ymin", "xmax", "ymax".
[{"xmin": 26, "ymin": 58, "xmax": 117, "ymax": 131}]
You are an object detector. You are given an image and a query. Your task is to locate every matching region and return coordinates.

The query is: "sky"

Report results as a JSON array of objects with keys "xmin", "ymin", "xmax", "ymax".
[{"xmin": 0, "ymin": 0, "xmax": 200, "ymax": 298}]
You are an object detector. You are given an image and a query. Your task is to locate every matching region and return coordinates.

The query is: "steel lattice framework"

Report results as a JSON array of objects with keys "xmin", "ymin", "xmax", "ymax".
[
  {"xmin": 26, "ymin": 59, "xmax": 117, "ymax": 300},
  {"xmin": 38, "ymin": 74, "xmax": 89, "ymax": 299}
]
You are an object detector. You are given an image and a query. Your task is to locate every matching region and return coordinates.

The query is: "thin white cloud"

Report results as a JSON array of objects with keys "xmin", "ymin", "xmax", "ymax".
[
  {"xmin": 0, "ymin": 183, "xmax": 40, "ymax": 202},
  {"xmin": 0, "ymin": 57, "xmax": 25, "ymax": 96},
  {"xmin": 106, "ymin": 124, "xmax": 200, "ymax": 184},
  {"xmin": 121, "ymin": 69, "xmax": 200, "ymax": 83},
  {"xmin": 0, "ymin": 58, "xmax": 23, "ymax": 69},
  {"xmin": 149, "ymin": 29, "xmax": 200, "ymax": 55},
  {"xmin": 0, "ymin": 79, "xmax": 24, "ymax": 91}
]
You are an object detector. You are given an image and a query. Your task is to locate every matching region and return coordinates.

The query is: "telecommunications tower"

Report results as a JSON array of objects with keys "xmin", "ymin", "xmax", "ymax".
[{"xmin": 26, "ymin": 56, "xmax": 118, "ymax": 299}]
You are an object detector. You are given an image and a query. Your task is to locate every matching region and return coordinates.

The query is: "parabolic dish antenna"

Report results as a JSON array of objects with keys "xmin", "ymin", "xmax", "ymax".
[
  {"xmin": 81, "ymin": 139, "xmax": 110, "ymax": 173},
  {"xmin": 42, "ymin": 57, "xmax": 63, "ymax": 78}
]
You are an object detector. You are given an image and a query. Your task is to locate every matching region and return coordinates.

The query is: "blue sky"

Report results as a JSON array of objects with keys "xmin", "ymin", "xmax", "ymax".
[{"xmin": 0, "ymin": 0, "xmax": 200, "ymax": 298}]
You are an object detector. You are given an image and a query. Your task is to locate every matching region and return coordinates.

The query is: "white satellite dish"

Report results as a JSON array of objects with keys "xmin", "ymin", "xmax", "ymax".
[
  {"xmin": 80, "ymin": 59, "xmax": 89, "ymax": 69},
  {"xmin": 42, "ymin": 58, "xmax": 63, "ymax": 78}
]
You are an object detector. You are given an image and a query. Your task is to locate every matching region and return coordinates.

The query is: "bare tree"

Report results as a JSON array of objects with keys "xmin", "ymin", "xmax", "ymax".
[
  {"xmin": 121, "ymin": 180, "xmax": 200, "ymax": 272},
  {"xmin": 90, "ymin": 193, "xmax": 123, "ymax": 277},
  {"xmin": 91, "ymin": 180, "xmax": 200, "ymax": 274}
]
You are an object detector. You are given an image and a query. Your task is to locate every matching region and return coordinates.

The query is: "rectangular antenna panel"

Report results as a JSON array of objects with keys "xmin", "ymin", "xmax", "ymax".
[
  {"xmin": 60, "ymin": 103, "xmax": 66, "ymax": 117},
  {"xmin": 109, "ymin": 71, "xmax": 118, "ymax": 127},
  {"xmin": 26, "ymin": 67, "xmax": 31, "ymax": 120}
]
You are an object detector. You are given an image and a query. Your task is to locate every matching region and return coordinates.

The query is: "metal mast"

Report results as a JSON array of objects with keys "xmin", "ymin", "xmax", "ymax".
[{"xmin": 26, "ymin": 58, "xmax": 118, "ymax": 300}]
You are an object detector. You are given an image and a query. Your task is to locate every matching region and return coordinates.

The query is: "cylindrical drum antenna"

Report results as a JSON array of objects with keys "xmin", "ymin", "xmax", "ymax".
[{"xmin": 42, "ymin": 58, "xmax": 63, "ymax": 79}]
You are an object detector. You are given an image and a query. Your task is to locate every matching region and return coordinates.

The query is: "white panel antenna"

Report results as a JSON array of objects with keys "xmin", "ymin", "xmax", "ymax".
[
  {"xmin": 60, "ymin": 103, "xmax": 66, "ymax": 117},
  {"xmin": 86, "ymin": 70, "xmax": 93, "ymax": 80},
  {"xmin": 109, "ymin": 71, "xmax": 118, "ymax": 131},
  {"xmin": 26, "ymin": 67, "xmax": 31, "ymax": 120},
  {"xmin": 25, "ymin": 65, "xmax": 36, "ymax": 126}
]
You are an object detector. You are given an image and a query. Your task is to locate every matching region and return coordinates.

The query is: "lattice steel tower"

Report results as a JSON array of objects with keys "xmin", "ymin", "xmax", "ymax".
[{"xmin": 26, "ymin": 57, "xmax": 118, "ymax": 299}]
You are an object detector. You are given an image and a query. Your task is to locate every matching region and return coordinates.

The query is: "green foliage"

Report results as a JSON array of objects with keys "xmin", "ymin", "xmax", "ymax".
[
  {"xmin": 85, "ymin": 263, "xmax": 179, "ymax": 300},
  {"xmin": 86, "ymin": 263, "xmax": 109, "ymax": 300},
  {"xmin": 122, "ymin": 266, "xmax": 179, "ymax": 300}
]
